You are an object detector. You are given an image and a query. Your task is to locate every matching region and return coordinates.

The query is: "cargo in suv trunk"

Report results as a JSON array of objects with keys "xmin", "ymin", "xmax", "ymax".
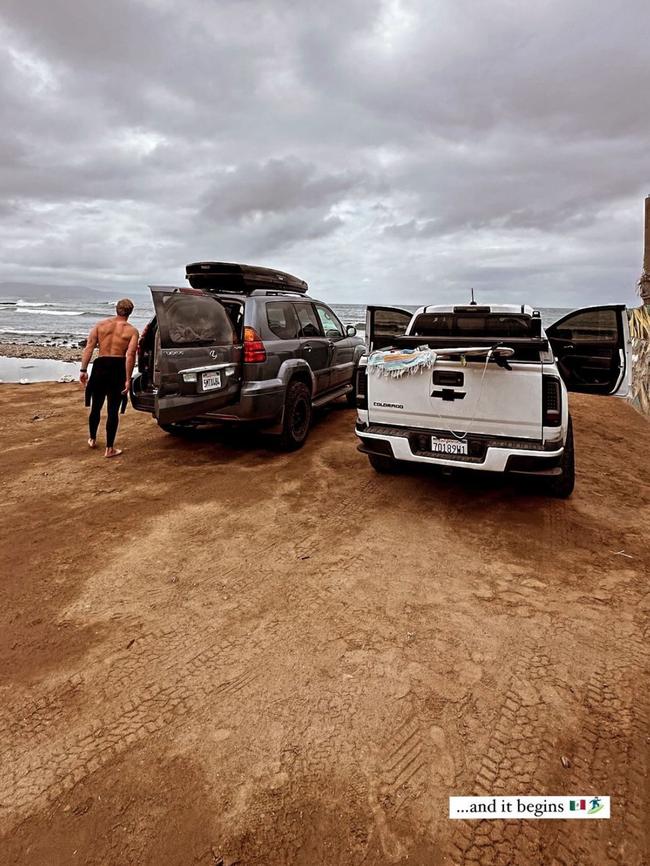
[{"xmin": 148, "ymin": 286, "xmax": 242, "ymax": 425}]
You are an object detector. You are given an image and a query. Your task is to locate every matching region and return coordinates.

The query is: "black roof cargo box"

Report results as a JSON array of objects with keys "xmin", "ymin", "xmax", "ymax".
[{"xmin": 186, "ymin": 261, "xmax": 308, "ymax": 295}]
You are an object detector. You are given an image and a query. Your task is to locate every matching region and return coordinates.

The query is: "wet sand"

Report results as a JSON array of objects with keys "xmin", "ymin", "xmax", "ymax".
[{"xmin": 0, "ymin": 355, "xmax": 80, "ymax": 383}]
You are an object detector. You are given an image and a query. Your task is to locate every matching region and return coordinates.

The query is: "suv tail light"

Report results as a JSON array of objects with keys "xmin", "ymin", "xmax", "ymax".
[
  {"xmin": 356, "ymin": 365, "xmax": 368, "ymax": 409},
  {"xmin": 243, "ymin": 326, "xmax": 267, "ymax": 363},
  {"xmin": 542, "ymin": 375, "xmax": 562, "ymax": 426}
]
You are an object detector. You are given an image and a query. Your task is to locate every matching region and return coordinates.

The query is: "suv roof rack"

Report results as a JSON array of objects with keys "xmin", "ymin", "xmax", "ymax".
[
  {"xmin": 249, "ymin": 288, "xmax": 313, "ymax": 298},
  {"xmin": 185, "ymin": 261, "xmax": 308, "ymax": 295}
]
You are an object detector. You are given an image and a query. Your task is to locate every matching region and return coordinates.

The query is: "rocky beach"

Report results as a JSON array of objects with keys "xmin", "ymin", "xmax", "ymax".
[{"xmin": 0, "ymin": 342, "xmax": 83, "ymax": 362}]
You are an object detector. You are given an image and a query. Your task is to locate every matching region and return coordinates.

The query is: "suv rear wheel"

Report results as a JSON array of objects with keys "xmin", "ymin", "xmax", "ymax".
[
  {"xmin": 278, "ymin": 380, "xmax": 312, "ymax": 451},
  {"xmin": 545, "ymin": 416, "xmax": 575, "ymax": 498}
]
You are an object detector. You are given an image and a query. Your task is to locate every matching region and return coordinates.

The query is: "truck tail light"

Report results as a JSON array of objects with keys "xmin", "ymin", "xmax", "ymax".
[
  {"xmin": 243, "ymin": 326, "xmax": 267, "ymax": 363},
  {"xmin": 356, "ymin": 365, "xmax": 368, "ymax": 409},
  {"xmin": 542, "ymin": 375, "xmax": 562, "ymax": 427}
]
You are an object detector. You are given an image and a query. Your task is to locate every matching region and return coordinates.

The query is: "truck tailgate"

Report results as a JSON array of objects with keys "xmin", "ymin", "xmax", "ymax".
[{"xmin": 367, "ymin": 358, "xmax": 543, "ymax": 439}]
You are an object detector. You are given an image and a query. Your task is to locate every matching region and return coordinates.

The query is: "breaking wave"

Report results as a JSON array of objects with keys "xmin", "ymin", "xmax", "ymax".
[
  {"xmin": 20, "ymin": 308, "xmax": 85, "ymax": 316},
  {"xmin": 0, "ymin": 328, "xmax": 51, "ymax": 336}
]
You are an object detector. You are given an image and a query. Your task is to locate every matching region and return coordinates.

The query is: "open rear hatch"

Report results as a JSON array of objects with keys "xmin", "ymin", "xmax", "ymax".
[{"xmin": 150, "ymin": 286, "xmax": 242, "ymax": 425}]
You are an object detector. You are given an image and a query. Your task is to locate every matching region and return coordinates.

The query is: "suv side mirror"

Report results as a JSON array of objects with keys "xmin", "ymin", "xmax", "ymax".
[{"xmin": 346, "ymin": 325, "xmax": 357, "ymax": 337}]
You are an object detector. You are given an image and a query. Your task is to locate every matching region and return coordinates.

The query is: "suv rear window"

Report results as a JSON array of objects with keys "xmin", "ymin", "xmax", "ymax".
[
  {"xmin": 411, "ymin": 312, "xmax": 536, "ymax": 338},
  {"xmin": 266, "ymin": 301, "xmax": 300, "ymax": 340},
  {"xmin": 159, "ymin": 293, "xmax": 235, "ymax": 347}
]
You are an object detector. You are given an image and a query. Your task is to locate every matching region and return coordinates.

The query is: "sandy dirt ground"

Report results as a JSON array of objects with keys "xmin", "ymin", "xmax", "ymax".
[{"xmin": 0, "ymin": 384, "xmax": 648, "ymax": 866}]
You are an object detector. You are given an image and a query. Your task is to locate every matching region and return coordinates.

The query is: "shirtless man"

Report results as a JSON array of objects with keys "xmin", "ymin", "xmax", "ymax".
[{"xmin": 80, "ymin": 299, "xmax": 139, "ymax": 458}]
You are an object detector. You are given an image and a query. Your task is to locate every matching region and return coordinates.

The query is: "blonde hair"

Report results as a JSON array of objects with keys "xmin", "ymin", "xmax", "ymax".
[{"xmin": 116, "ymin": 298, "xmax": 134, "ymax": 318}]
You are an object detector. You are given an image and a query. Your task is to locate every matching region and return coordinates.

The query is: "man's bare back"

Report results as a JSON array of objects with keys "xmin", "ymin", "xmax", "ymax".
[
  {"xmin": 95, "ymin": 316, "xmax": 139, "ymax": 358},
  {"xmin": 80, "ymin": 316, "xmax": 139, "ymax": 391},
  {"xmin": 80, "ymin": 299, "xmax": 139, "ymax": 458}
]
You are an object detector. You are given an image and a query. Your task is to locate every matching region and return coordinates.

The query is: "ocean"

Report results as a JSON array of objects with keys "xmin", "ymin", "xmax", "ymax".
[{"xmin": 0, "ymin": 296, "xmax": 573, "ymax": 347}]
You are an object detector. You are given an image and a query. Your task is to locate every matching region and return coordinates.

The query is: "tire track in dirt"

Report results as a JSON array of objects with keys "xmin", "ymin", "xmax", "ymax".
[
  {"xmin": 0, "ymin": 634, "xmax": 265, "ymax": 828},
  {"xmin": 377, "ymin": 712, "xmax": 444, "ymax": 820},
  {"xmin": 445, "ymin": 617, "xmax": 649, "ymax": 866},
  {"xmin": 364, "ymin": 711, "xmax": 430, "ymax": 863},
  {"xmin": 549, "ymin": 619, "xmax": 650, "ymax": 866},
  {"xmin": 0, "ymin": 477, "xmax": 382, "ymax": 831},
  {"xmin": 446, "ymin": 645, "xmax": 548, "ymax": 866},
  {"xmin": 0, "ymin": 475, "xmax": 379, "ymax": 735}
]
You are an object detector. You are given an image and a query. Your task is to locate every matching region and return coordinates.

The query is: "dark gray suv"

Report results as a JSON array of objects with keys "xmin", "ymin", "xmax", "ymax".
[{"xmin": 130, "ymin": 262, "xmax": 365, "ymax": 449}]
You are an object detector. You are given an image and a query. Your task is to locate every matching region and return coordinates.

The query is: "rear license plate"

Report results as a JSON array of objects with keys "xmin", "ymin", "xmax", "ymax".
[
  {"xmin": 431, "ymin": 436, "xmax": 468, "ymax": 455},
  {"xmin": 201, "ymin": 371, "xmax": 222, "ymax": 391}
]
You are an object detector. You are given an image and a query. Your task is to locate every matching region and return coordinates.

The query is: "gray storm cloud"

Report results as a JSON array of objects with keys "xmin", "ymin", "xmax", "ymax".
[{"xmin": 0, "ymin": 0, "xmax": 648, "ymax": 305}]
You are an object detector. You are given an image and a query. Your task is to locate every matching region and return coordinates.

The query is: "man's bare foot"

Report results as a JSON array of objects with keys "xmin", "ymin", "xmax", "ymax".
[
  {"xmin": 88, "ymin": 438, "xmax": 97, "ymax": 449},
  {"xmin": 105, "ymin": 447, "xmax": 123, "ymax": 458}
]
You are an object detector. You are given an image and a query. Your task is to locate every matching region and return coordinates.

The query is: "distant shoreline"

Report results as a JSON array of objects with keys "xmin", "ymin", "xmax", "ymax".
[{"xmin": 0, "ymin": 342, "xmax": 82, "ymax": 362}]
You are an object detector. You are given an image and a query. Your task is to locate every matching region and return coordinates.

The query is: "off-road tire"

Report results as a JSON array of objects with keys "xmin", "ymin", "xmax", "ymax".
[
  {"xmin": 368, "ymin": 453, "xmax": 399, "ymax": 474},
  {"xmin": 277, "ymin": 381, "xmax": 312, "ymax": 451},
  {"xmin": 545, "ymin": 416, "xmax": 575, "ymax": 498}
]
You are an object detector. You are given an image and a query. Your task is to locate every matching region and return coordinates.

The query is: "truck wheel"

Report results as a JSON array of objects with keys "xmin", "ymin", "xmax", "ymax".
[
  {"xmin": 546, "ymin": 416, "xmax": 575, "ymax": 498},
  {"xmin": 278, "ymin": 381, "xmax": 312, "ymax": 451},
  {"xmin": 368, "ymin": 453, "xmax": 399, "ymax": 474},
  {"xmin": 345, "ymin": 381, "xmax": 357, "ymax": 407}
]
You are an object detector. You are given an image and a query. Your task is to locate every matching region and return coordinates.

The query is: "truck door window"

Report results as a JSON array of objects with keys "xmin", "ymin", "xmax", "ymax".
[
  {"xmin": 374, "ymin": 309, "xmax": 411, "ymax": 338},
  {"xmin": 551, "ymin": 309, "xmax": 618, "ymax": 342}
]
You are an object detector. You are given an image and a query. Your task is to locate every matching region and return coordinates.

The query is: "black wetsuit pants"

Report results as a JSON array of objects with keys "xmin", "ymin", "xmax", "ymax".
[{"xmin": 87, "ymin": 357, "xmax": 126, "ymax": 448}]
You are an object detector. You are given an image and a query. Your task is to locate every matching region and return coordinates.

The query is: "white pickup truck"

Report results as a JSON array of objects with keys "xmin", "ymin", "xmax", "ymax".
[{"xmin": 355, "ymin": 304, "xmax": 631, "ymax": 496}]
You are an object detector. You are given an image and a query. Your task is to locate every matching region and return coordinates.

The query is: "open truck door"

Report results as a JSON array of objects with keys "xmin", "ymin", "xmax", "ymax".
[
  {"xmin": 150, "ymin": 286, "xmax": 242, "ymax": 425},
  {"xmin": 546, "ymin": 304, "xmax": 631, "ymax": 397},
  {"xmin": 366, "ymin": 306, "xmax": 413, "ymax": 351}
]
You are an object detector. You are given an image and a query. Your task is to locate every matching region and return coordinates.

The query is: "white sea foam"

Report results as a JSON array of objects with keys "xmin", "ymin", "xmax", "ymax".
[
  {"xmin": 21, "ymin": 308, "xmax": 84, "ymax": 316},
  {"xmin": 0, "ymin": 328, "xmax": 50, "ymax": 335}
]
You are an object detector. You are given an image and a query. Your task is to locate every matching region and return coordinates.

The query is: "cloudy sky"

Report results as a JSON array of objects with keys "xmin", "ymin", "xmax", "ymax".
[{"xmin": 1, "ymin": 0, "xmax": 648, "ymax": 306}]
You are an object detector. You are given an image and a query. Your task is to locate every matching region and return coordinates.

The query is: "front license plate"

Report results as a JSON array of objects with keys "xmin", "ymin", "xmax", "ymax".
[
  {"xmin": 201, "ymin": 371, "xmax": 222, "ymax": 391},
  {"xmin": 431, "ymin": 436, "xmax": 468, "ymax": 455}
]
